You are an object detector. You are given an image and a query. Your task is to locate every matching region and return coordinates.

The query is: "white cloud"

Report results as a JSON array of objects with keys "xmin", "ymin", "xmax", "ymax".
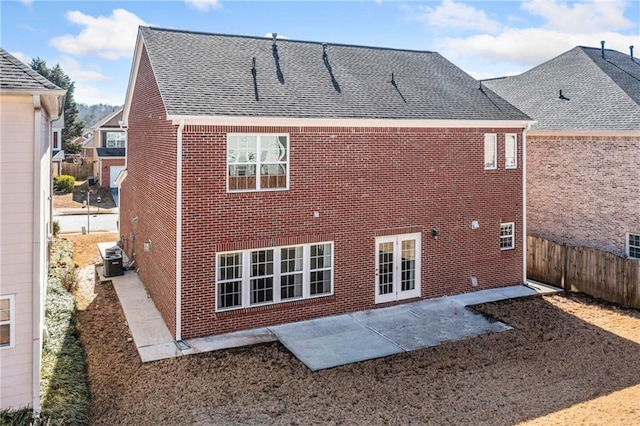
[
  {"xmin": 20, "ymin": 0, "xmax": 33, "ymax": 7},
  {"xmin": 60, "ymin": 56, "xmax": 112, "ymax": 82},
  {"xmin": 184, "ymin": 0, "xmax": 222, "ymax": 12},
  {"xmin": 522, "ymin": 0, "xmax": 635, "ymax": 33},
  {"xmin": 404, "ymin": 0, "xmax": 501, "ymax": 33},
  {"xmin": 9, "ymin": 51, "xmax": 32, "ymax": 65},
  {"xmin": 50, "ymin": 9, "xmax": 147, "ymax": 60},
  {"xmin": 436, "ymin": 27, "xmax": 639, "ymax": 67},
  {"xmin": 74, "ymin": 85, "xmax": 124, "ymax": 106}
]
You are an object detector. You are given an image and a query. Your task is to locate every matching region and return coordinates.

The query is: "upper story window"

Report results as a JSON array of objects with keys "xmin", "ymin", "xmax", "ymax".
[
  {"xmin": 0, "ymin": 295, "xmax": 15, "ymax": 349},
  {"xmin": 628, "ymin": 233, "xmax": 640, "ymax": 259},
  {"xmin": 505, "ymin": 134, "xmax": 517, "ymax": 169},
  {"xmin": 53, "ymin": 131, "xmax": 59, "ymax": 150},
  {"xmin": 227, "ymin": 134, "xmax": 289, "ymax": 192},
  {"xmin": 500, "ymin": 223, "xmax": 515, "ymax": 250},
  {"xmin": 105, "ymin": 131, "xmax": 126, "ymax": 148},
  {"xmin": 484, "ymin": 134, "xmax": 497, "ymax": 170}
]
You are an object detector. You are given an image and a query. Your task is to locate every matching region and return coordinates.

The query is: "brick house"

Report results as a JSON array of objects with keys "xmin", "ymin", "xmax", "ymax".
[
  {"xmin": 120, "ymin": 27, "xmax": 532, "ymax": 341},
  {"xmin": 1, "ymin": 48, "xmax": 65, "ymax": 411},
  {"xmin": 485, "ymin": 44, "xmax": 640, "ymax": 258},
  {"xmin": 92, "ymin": 107, "xmax": 126, "ymax": 188}
]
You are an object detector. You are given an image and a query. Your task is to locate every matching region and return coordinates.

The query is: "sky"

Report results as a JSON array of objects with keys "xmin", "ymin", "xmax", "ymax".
[{"xmin": 2, "ymin": 0, "xmax": 638, "ymax": 106}]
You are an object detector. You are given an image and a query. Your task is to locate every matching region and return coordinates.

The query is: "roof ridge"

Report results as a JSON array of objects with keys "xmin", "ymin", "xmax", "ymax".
[{"xmin": 143, "ymin": 26, "xmax": 435, "ymax": 55}]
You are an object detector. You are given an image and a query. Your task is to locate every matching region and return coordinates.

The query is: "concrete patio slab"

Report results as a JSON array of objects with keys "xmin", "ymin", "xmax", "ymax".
[
  {"xmin": 183, "ymin": 328, "xmax": 277, "ymax": 355},
  {"xmin": 270, "ymin": 316, "xmax": 404, "ymax": 370}
]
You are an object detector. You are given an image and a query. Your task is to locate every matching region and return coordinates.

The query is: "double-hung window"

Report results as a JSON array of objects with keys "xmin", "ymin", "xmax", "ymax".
[
  {"xmin": 0, "ymin": 295, "xmax": 15, "ymax": 349},
  {"xmin": 484, "ymin": 134, "xmax": 497, "ymax": 170},
  {"xmin": 505, "ymin": 134, "xmax": 517, "ymax": 169},
  {"xmin": 628, "ymin": 233, "xmax": 640, "ymax": 259},
  {"xmin": 227, "ymin": 134, "xmax": 289, "ymax": 192},
  {"xmin": 216, "ymin": 242, "xmax": 333, "ymax": 311},
  {"xmin": 105, "ymin": 131, "xmax": 126, "ymax": 148},
  {"xmin": 500, "ymin": 223, "xmax": 515, "ymax": 250}
]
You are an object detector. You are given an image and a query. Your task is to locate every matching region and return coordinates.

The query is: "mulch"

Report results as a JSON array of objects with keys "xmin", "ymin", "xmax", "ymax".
[{"xmin": 74, "ymin": 274, "xmax": 640, "ymax": 425}]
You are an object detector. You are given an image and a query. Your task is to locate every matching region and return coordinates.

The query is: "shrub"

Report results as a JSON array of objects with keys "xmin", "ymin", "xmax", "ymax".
[
  {"xmin": 40, "ymin": 238, "xmax": 90, "ymax": 425},
  {"xmin": 0, "ymin": 407, "xmax": 35, "ymax": 425},
  {"xmin": 53, "ymin": 220, "xmax": 60, "ymax": 237},
  {"xmin": 54, "ymin": 175, "xmax": 75, "ymax": 193}
]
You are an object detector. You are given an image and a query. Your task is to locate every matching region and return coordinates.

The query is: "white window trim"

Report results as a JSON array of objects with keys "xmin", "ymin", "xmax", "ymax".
[
  {"xmin": 216, "ymin": 242, "xmax": 334, "ymax": 311},
  {"xmin": 0, "ymin": 294, "xmax": 15, "ymax": 350},
  {"xmin": 627, "ymin": 233, "xmax": 640, "ymax": 259},
  {"xmin": 505, "ymin": 133, "xmax": 517, "ymax": 169},
  {"xmin": 484, "ymin": 133, "xmax": 497, "ymax": 170},
  {"xmin": 105, "ymin": 131, "xmax": 126, "ymax": 148},
  {"xmin": 226, "ymin": 133, "xmax": 290, "ymax": 193},
  {"xmin": 500, "ymin": 222, "xmax": 515, "ymax": 250}
]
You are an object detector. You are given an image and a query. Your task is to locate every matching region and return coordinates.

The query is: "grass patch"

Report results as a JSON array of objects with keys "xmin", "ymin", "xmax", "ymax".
[{"xmin": 39, "ymin": 238, "xmax": 90, "ymax": 425}]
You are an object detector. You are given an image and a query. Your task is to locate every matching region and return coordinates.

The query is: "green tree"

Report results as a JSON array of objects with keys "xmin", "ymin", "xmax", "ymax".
[{"xmin": 30, "ymin": 58, "xmax": 85, "ymax": 148}]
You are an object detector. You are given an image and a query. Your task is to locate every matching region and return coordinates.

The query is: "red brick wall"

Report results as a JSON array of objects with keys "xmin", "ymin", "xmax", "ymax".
[
  {"xmin": 120, "ymin": 46, "xmax": 178, "ymax": 336},
  {"xmin": 99, "ymin": 158, "xmax": 125, "ymax": 187},
  {"xmin": 527, "ymin": 134, "xmax": 640, "ymax": 256},
  {"xmin": 179, "ymin": 125, "xmax": 524, "ymax": 339}
]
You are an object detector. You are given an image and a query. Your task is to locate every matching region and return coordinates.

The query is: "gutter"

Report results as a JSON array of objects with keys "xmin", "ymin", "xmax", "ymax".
[
  {"xmin": 522, "ymin": 123, "xmax": 529, "ymax": 285},
  {"xmin": 31, "ymin": 95, "xmax": 43, "ymax": 414},
  {"xmin": 175, "ymin": 119, "xmax": 185, "ymax": 341}
]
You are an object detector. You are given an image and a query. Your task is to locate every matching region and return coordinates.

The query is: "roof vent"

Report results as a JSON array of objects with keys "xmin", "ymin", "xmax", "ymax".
[
  {"xmin": 559, "ymin": 89, "xmax": 570, "ymax": 101},
  {"xmin": 272, "ymin": 33, "xmax": 278, "ymax": 46},
  {"xmin": 601, "ymin": 40, "xmax": 605, "ymax": 58},
  {"xmin": 631, "ymin": 46, "xmax": 635, "ymax": 61},
  {"xmin": 322, "ymin": 43, "xmax": 328, "ymax": 59}
]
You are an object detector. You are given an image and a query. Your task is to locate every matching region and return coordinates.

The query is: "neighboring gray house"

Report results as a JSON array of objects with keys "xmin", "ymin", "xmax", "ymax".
[{"xmin": 484, "ymin": 43, "xmax": 640, "ymax": 258}]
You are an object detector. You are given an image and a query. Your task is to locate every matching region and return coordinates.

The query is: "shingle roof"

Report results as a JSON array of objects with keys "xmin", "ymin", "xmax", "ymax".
[
  {"xmin": 139, "ymin": 27, "xmax": 529, "ymax": 121},
  {"xmin": 0, "ymin": 47, "xmax": 62, "ymax": 91},
  {"xmin": 483, "ymin": 46, "xmax": 640, "ymax": 131},
  {"xmin": 97, "ymin": 148, "xmax": 125, "ymax": 157}
]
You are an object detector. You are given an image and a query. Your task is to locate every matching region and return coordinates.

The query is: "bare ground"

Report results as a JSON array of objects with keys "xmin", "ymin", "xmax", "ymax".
[
  {"xmin": 53, "ymin": 180, "xmax": 116, "ymax": 210},
  {"xmin": 67, "ymin": 234, "xmax": 640, "ymax": 425}
]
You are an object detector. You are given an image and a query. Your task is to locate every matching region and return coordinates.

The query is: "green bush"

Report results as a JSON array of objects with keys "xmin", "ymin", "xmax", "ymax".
[
  {"xmin": 54, "ymin": 175, "xmax": 75, "ymax": 193},
  {"xmin": 40, "ymin": 238, "xmax": 90, "ymax": 425},
  {"xmin": 53, "ymin": 220, "xmax": 60, "ymax": 237},
  {"xmin": 0, "ymin": 407, "xmax": 35, "ymax": 425}
]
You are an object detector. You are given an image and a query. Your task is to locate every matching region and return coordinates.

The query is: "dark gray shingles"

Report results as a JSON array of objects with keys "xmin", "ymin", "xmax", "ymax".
[
  {"xmin": 97, "ymin": 148, "xmax": 126, "ymax": 157},
  {"xmin": 0, "ymin": 48, "xmax": 62, "ymax": 91},
  {"xmin": 140, "ymin": 27, "xmax": 530, "ymax": 121},
  {"xmin": 484, "ymin": 46, "xmax": 640, "ymax": 131}
]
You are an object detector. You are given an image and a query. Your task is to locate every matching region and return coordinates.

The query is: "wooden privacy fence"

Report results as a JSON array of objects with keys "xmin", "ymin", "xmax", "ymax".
[
  {"xmin": 527, "ymin": 236, "xmax": 640, "ymax": 309},
  {"xmin": 61, "ymin": 161, "xmax": 93, "ymax": 180}
]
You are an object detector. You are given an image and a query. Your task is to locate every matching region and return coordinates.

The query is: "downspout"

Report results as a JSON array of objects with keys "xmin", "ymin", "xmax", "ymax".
[
  {"xmin": 32, "ymin": 95, "xmax": 43, "ymax": 414},
  {"xmin": 176, "ymin": 119, "xmax": 185, "ymax": 342},
  {"xmin": 522, "ymin": 124, "xmax": 529, "ymax": 285}
]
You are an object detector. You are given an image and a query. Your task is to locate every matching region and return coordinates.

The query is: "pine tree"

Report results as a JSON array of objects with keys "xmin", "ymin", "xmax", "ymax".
[{"xmin": 30, "ymin": 58, "xmax": 85, "ymax": 150}]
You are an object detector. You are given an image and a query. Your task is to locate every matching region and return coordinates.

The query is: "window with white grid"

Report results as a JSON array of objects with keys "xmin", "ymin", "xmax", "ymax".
[
  {"xmin": 500, "ymin": 223, "xmax": 515, "ymax": 250},
  {"xmin": 216, "ymin": 242, "xmax": 334, "ymax": 311},
  {"xmin": 628, "ymin": 233, "xmax": 640, "ymax": 259},
  {"xmin": 0, "ymin": 295, "xmax": 15, "ymax": 349},
  {"xmin": 227, "ymin": 134, "xmax": 288, "ymax": 192}
]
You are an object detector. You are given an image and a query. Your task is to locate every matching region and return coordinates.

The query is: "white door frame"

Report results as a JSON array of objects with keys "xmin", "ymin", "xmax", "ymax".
[{"xmin": 375, "ymin": 232, "xmax": 421, "ymax": 304}]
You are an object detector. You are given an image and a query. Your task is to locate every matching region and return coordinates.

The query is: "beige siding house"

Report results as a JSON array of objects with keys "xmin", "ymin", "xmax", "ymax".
[{"xmin": 0, "ymin": 48, "xmax": 65, "ymax": 412}]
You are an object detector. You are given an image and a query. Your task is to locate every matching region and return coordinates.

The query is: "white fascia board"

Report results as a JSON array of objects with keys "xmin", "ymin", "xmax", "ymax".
[
  {"xmin": 122, "ymin": 30, "xmax": 144, "ymax": 127},
  {"xmin": 167, "ymin": 115, "xmax": 536, "ymax": 129},
  {"xmin": 528, "ymin": 129, "xmax": 640, "ymax": 137}
]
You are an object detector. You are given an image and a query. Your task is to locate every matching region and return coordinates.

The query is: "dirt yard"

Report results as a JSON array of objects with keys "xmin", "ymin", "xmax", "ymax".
[
  {"xmin": 53, "ymin": 180, "xmax": 116, "ymax": 210},
  {"xmin": 67, "ymin": 234, "xmax": 640, "ymax": 425}
]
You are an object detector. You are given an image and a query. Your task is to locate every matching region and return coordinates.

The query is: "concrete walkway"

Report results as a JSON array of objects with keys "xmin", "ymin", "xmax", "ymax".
[{"xmin": 100, "ymin": 253, "xmax": 560, "ymax": 367}]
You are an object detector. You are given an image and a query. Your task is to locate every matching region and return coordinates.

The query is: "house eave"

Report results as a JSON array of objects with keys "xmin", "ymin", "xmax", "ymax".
[
  {"xmin": 167, "ymin": 115, "xmax": 536, "ymax": 129},
  {"xmin": 528, "ymin": 129, "xmax": 640, "ymax": 137}
]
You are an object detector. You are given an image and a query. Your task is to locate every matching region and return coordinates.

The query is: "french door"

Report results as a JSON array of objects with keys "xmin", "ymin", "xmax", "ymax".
[{"xmin": 375, "ymin": 233, "xmax": 421, "ymax": 303}]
